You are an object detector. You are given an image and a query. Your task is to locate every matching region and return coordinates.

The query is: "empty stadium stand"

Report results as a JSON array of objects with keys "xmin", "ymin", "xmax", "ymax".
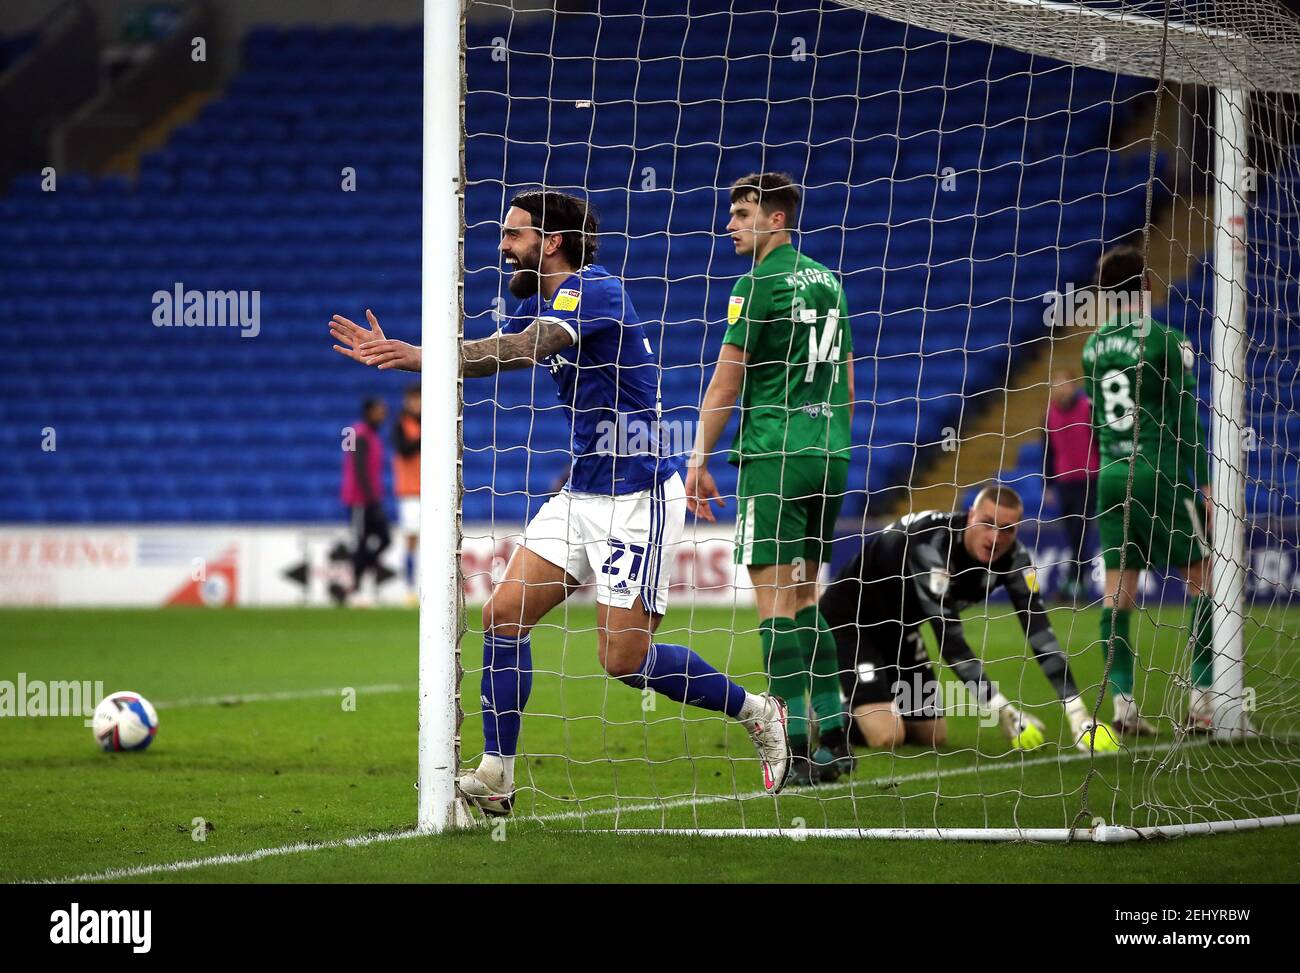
[{"xmin": 1, "ymin": 4, "xmax": 1178, "ymax": 525}]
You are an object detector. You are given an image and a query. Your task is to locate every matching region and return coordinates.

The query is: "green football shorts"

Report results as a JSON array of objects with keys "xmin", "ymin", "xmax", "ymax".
[
  {"xmin": 1096, "ymin": 465, "xmax": 1209, "ymax": 570},
  {"xmin": 733, "ymin": 457, "xmax": 848, "ymax": 567}
]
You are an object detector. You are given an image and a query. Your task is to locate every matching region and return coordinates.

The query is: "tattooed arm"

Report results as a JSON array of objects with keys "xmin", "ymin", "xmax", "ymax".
[
  {"xmin": 329, "ymin": 310, "xmax": 573, "ymax": 376},
  {"xmin": 462, "ymin": 317, "xmax": 574, "ymax": 378}
]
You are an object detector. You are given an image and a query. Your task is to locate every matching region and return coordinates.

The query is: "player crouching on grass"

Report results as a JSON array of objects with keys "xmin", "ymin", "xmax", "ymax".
[
  {"xmin": 329, "ymin": 189, "xmax": 793, "ymax": 816},
  {"xmin": 818, "ymin": 486, "xmax": 1121, "ymax": 754}
]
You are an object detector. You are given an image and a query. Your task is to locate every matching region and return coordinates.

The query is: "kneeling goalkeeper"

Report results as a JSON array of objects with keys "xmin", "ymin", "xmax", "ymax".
[{"xmin": 820, "ymin": 485, "xmax": 1119, "ymax": 754}]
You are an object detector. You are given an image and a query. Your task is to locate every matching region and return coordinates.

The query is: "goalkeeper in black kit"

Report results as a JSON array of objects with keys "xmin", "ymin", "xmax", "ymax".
[{"xmin": 818, "ymin": 485, "xmax": 1120, "ymax": 755}]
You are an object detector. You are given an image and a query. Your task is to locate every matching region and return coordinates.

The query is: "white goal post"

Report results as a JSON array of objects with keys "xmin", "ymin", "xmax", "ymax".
[
  {"xmin": 417, "ymin": 0, "xmax": 1300, "ymax": 839},
  {"xmin": 417, "ymin": 0, "xmax": 465, "ymax": 834},
  {"xmin": 1209, "ymin": 83, "xmax": 1250, "ymax": 741}
]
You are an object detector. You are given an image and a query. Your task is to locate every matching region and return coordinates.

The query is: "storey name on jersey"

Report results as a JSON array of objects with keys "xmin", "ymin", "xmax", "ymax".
[{"xmin": 724, "ymin": 243, "xmax": 853, "ymax": 465}]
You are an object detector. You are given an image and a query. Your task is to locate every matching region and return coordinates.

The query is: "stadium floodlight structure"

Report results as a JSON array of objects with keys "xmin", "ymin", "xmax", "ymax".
[{"xmin": 418, "ymin": 0, "xmax": 1300, "ymax": 839}]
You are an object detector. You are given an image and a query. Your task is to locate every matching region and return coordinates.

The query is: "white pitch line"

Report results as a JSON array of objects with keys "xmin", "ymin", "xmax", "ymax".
[
  {"xmin": 152, "ymin": 684, "xmax": 410, "ymax": 709},
  {"xmin": 31, "ymin": 830, "xmax": 420, "ymax": 885},
  {"xmin": 25, "ymin": 736, "xmax": 1225, "ymax": 884}
]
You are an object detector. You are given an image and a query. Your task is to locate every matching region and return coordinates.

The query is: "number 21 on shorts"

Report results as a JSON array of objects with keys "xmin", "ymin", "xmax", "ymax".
[{"xmin": 601, "ymin": 538, "xmax": 646, "ymax": 583}]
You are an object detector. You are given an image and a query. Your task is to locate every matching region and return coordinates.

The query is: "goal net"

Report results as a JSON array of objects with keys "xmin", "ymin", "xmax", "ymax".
[{"xmin": 420, "ymin": 0, "xmax": 1300, "ymax": 840}]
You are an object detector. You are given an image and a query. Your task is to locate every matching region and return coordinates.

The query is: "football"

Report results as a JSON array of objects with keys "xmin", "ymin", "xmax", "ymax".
[{"xmin": 92, "ymin": 692, "xmax": 159, "ymax": 752}]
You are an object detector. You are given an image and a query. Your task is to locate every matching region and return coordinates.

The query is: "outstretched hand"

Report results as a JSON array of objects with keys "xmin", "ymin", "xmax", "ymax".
[
  {"xmin": 330, "ymin": 309, "xmax": 385, "ymax": 364},
  {"xmin": 329, "ymin": 310, "xmax": 422, "ymax": 372}
]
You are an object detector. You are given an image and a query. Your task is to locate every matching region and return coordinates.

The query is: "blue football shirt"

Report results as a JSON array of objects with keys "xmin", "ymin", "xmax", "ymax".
[{"xmin": 505, "ymin": 265, "xmax": 681, "ymax": 495}]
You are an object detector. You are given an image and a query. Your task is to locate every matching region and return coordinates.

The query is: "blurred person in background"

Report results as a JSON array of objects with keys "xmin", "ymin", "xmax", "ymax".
[
  {"xmin": 342, "ymin": 396, "xmax": 391, "ymax": 607},
  {"xmin": 1044, "ymin": 369, "xmax": 1099, "ymax": 601},
  {"xmin": 393, "ymin": 383, "xmax": 421, "ymax": 606}
]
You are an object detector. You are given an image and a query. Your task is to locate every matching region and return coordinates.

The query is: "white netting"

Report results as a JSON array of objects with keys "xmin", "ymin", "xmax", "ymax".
[
  {"xmin": 448, "ymin": 0, "xmax": 1300, "ymax": 838},
  {"xmin": 839, "ymin": 0, "xmax": 1300, "ymax": 94}
]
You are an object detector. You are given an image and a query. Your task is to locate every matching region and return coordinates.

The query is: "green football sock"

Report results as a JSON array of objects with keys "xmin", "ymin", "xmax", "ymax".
[
  {"xmin": 760, "ymin": 616, "xmax": 809, "ymax": 744},
  {"xmin": 1191, "ymin": 594, "xmax": 1214, "ymax": 689},
  {"xmin": 796, "ymin": 605, "xmax": 847, "ymax": 733},
  {"xmin": 1100, "ymin": 608, "xmax": 1135, "ymax": 696}
]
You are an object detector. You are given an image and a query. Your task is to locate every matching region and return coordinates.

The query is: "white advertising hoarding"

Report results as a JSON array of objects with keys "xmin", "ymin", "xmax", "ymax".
[{"xmin": 0, "ymin": 523, "xmax": 749, "ymax": 608}]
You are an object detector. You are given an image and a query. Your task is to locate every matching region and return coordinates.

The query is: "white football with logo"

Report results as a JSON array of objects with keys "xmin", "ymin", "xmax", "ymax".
[{"xmin": 92, "ymin": 691, "xmax": 159, "ymax": 752}]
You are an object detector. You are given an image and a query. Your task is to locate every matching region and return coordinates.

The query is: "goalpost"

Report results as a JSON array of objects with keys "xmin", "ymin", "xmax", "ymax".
[
  {"xmin": 1209, "ymin": 82, "xmax": 1250, "ymax": 742},
  {"xmin": 419, "ymin": 0, "xmax": 1300, "ymax": 839},
  {"xmin": 417, "ymin": 0, "xmax": 464, "ymax": 834}
]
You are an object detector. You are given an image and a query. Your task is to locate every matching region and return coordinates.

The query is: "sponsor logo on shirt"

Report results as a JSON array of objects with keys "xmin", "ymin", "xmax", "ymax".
[
  {"xmin": 727, "ymin": 295, "xmax": 745, "ymax": 325},
  {"xmin": 553, "ymin": 288, "xmax": 581, "ymax": 312},
  {"xmin": 929, "ymin": 567, "xmax": 950, "ymax": 596}
]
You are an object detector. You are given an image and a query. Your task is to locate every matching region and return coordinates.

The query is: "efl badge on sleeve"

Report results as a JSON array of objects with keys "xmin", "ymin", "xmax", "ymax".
[
  {"xmin": 554, "ymin": 288, "xmax": 581, "ymax": 312},
  {"xmin": 727, "ymin": 295, "xmax": 745, "ymax": 325}
]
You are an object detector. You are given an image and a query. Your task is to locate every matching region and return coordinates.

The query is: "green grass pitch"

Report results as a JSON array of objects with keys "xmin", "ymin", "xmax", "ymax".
[{"xmin": 2, "ymin": 603, "xmax": 1298, "ymax": 883}]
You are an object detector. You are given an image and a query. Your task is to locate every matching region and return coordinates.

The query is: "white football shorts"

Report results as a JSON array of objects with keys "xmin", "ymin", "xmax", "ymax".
[{"xmin": 523, "ymin": 472, "xmax": 685, "ymax": 614}]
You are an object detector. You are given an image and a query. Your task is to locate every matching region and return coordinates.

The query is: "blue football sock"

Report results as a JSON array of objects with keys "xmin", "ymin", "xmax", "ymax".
[
  {"xmin": 482, "ymin": 633, "xmax": 533, "ymax": 756},
  {"xmin": 405, "ymin": 551, "xmax": 416, "ymax": 587},
  {"xmin": 620, "ymin": 642, "xmax": 747, "ymax": 718}
]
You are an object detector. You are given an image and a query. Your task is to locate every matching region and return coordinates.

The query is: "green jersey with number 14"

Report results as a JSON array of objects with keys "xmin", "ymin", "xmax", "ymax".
[
  {"xmin": 722, "ymin": 243, "xmax": 852, "ymax": 464},
  {"xmin": 1082, "ymin": 313, "xmax": 1210, "ymax": 485}
]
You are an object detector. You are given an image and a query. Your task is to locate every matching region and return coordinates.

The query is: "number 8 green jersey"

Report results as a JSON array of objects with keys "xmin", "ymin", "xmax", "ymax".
[
  {"xmin": 1082, "ymin": 312, "xmax": 1210, "ymax": 485},
  {"xmin": 722, "ymin": 243, "xmax": 853, "ymax": 464}
]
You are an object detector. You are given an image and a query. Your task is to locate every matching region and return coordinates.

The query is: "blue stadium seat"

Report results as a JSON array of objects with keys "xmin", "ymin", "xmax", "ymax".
[{"xmin": 7, "ymin": 8, "xmax": 1266, "ymax": 526}]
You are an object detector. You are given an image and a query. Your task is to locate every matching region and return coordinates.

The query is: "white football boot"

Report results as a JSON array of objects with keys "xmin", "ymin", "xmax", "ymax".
[
  {"xmin": 744, "ymin": 694, "xmax": 792, "ymax": 795},
  {"xmin": 457, "ymin": 757, "xmax": 515, "ymax": 818},
  {"xmin": 1188, "ymin": 688, "xmax": 1258, "ymax": 738},
  {"xmin": 1187, "ymin": 688, "xmax": 1215, "ymax": 733},
  {"xmin": 1112, "ymin": 692, "xmax": 1158, "ymax": 737}
]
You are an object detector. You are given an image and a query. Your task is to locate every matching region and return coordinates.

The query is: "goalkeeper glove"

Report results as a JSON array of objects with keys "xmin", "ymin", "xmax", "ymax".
[
  {"xmin": 1065, "ymin": 697, "xmax": 1122, "ymax": 753},
  {"xmin": 1067, "ymin": 712, "xmax": 1121, "ymax": 754},
  {"xmin": 998, "ymin": 703, "xmax": 1046, "ymax": 750}
]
